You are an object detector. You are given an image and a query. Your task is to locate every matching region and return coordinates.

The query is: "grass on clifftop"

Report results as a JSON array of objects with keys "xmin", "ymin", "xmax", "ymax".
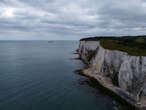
[{"xmin": 80, "ymin": 36, "xmax": 146, "ymax": 56}]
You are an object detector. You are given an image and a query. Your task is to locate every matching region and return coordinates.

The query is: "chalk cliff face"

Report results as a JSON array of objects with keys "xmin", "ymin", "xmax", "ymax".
[{"xmin": 78, "ymin": 41, "xmax": 146, "ymax": 96}]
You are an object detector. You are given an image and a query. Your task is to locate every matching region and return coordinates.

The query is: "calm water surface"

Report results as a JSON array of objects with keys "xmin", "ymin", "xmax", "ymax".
[{"xmin": 0, "ymin": 41, "xmax": 118, "ymax": 110}]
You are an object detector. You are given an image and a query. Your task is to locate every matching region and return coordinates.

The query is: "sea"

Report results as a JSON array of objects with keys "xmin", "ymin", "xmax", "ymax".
[{"xmin": 0, "ymin": 40, "xmax": 125, "ymax": 110}]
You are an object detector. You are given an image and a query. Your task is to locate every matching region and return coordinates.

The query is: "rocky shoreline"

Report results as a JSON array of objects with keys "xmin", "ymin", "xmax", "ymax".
[{"xmin": 77, "ymin": 40, "xmax": 146, "ymax": 110}]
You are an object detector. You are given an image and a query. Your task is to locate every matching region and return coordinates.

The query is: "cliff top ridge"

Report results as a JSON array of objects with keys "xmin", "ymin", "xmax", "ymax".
[{"xmin": 80, "ymin": 36, "xmax": 146, "ymax": 56}]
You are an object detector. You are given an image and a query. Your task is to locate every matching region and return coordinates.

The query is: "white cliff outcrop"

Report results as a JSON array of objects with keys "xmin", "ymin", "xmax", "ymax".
[{"xmin": 78, "ymin": 40, "xmax": 146, "ymax": 98}]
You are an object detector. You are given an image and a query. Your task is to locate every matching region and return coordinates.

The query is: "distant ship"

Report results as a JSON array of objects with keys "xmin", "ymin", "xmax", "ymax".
[{"xmin": 48, "ymin": 41, "xmax": 54, "ymax": 43}]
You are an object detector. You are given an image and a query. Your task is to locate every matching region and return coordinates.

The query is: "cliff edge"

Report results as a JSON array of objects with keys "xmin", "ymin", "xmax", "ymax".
[{"xmin": 78, "ymin": 36, "xmax": 146, "ymax": 109}]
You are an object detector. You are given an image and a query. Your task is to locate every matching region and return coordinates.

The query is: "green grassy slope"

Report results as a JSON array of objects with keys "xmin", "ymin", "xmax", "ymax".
[{"xmin": 80, "ymin": 36, "xmax": 146, "ymax": 56}]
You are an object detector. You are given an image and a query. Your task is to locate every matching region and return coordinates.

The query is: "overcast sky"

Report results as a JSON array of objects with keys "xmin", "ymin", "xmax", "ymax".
[{"xmin": 0, "ymin": 0, "xmax": 146, "ymax": 40}]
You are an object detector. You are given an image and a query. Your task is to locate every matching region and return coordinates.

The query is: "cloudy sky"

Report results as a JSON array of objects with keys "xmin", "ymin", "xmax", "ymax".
[{"xmin": 0, "ymin": 0, "xmax": 146, "ymax": 40}]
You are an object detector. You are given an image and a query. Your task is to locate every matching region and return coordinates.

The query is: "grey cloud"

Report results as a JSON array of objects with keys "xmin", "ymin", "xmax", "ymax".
[{"xmin": 0, "ymin": 0, "xmax": 146, "ymax": 40}]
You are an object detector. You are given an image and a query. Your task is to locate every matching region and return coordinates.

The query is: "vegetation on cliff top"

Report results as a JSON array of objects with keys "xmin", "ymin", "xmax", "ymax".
[{"xmin": 80, "ymin": 36, "xmax": 146, "ymax": 56}]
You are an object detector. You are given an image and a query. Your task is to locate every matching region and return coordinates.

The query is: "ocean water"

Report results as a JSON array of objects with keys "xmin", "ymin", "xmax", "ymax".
[{"xmin": 0, "ymin": 40, "xmax": 117, "ymax": 110}]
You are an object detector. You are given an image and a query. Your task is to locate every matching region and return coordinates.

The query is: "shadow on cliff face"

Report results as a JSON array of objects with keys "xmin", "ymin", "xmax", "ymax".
[{"xmin": 74, "ymin": 69, "xmax": 137, "ymax": 110}]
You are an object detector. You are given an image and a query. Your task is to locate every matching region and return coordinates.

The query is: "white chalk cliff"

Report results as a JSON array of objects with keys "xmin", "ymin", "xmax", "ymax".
[{"xmin": 78, "ymin": 41, "xmax": 146, "ymax": 98}]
